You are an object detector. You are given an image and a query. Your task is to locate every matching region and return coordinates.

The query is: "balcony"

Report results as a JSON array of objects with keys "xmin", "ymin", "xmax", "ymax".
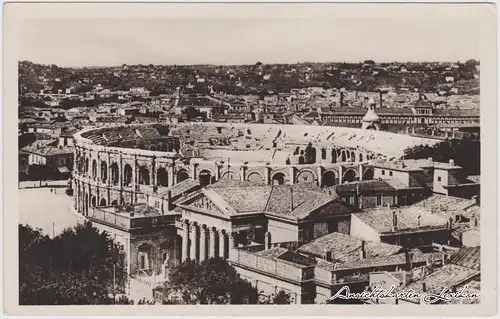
[{"xmin": 89, "ymin": 206, "xmax": 178, "ymax": 232}]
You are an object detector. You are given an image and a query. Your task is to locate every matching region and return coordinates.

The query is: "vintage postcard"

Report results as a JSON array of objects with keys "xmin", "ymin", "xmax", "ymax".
[{"xmin": 3, "ymin": 2, "xmax": 497, "ymax": 317}]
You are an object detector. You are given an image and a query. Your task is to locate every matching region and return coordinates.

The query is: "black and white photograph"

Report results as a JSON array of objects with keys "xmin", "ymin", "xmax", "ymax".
[{"xmin": 3, "ymin": 2, "xmax": 497, "ymax": 316}]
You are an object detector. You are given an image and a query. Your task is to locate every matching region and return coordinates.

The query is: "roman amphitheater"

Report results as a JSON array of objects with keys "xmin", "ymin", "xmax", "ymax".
[{"xmin": 72, "ymin": 122, "xmax": 440, "ymax": 215}]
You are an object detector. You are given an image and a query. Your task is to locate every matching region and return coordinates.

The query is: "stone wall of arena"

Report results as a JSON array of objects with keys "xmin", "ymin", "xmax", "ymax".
[{"xmin": 71, "ymin": 123, "xmax": 438, "ymax": 216}]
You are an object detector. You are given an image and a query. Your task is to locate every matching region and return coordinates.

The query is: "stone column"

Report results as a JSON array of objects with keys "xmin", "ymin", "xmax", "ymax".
[
  {"xmin": 108, "ymin": 158, "xmax": 112, "ymax": 186},
  {"xmin": 316, "ymin": 166, "xmax": 323, "ymax": 188},
  {"xmin": 151, "ymin": 157, "xmax": 156, "ymax": 186},
  {"xmin": 288, "ymin": 166, "xmax": 295, "ymax": 185},
  {"xmin": 339, "ymin": 165, "xmax": 344, "ymax": 184},
  {"xmin": 199, "ymin": 226, "xmax": 207, "ymax": 262},
  {"xmin": 168, "ymin": 164, "xmax": 175, "ymax": 187},
  {"xmin": 190, "ymin": 224, "xmax": 198, "ymax": 261},
  {"xmin": 133, "ymin": 157, "xmax": 138, "ymax": 191},
  {"xmin": 192, "ymin": 163, "xmax": 198, "ymax": 181},
  {"xmin": 209, "ymin": 227, "xmax": 216, "ymax": 258},
  {"xmin": 315, "ymin": 146, "xmax": 322, "ymax": 163},
  {"xmin": 119, "ymin": 155, "xmax": 123, "ymax": 188},
  {"xmin": 326, "ymin": 148, "xmax": 332, "ymax": 163},
  {"xmin": 219, "ymin": 230, "xmax": 226, "ymax": 258},
  {"xmin": 181, "ymin": 220, "xmax": 189, "ymax": 262},
  {"xmin": 264, "ymin": 232, "xmax": 272, "ymax": 249},
  {"xmin": 97, "ymin": 152, "xmax": 101, "ymax": 181},
  {"xmin": 359, "ymin": 164, "xmax": 363, "ymax": 181},
  {"xmin": 216, "ymin": 164, "xmax": 222, "ymax": 180},
  {"xmin": 228, "ymin": 232, "xmax": 236, "ymax": 260},
  {"xmin": 240, "ymin": 166, "xmax": 247, "ymax": 182},
  {"xmin": 264, "ymin": 167, "xmax": 270, "ymax": 185}
]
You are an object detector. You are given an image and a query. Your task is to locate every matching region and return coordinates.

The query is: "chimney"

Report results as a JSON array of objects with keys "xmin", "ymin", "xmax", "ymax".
[
  {"xmin": 359, "ymin": 240, "xmax": 366, "ymax": 259},
  {"xmin": 422, "ymin": 282, "xmax": 427, "ymax": 293},
  {"xmin": 417, "ymin": 215, "xmax": 421, "ymax": 229},
  {"xmin": 339, "ymin": 91, "xmax": 344, "ymax": 108},
  {"xmin": 392, "ymin": 211, "xmax": 398, "ymax": 231},
  {"xmin": 449, "ymin": 159, "xmax": 455, "ymax": 166},
  {"xmin": 448, "ymin": 217, "xmax": 453, "ymax": 230},
  {"xmin": 441, "ymin": 252, "xmax": 447, "ymax": 265},
  {"xmin": 264, "ymin": 231, "xmax": 271, "ymax": 250},
  {"xmin": 379, "ymin": 91, "xmax": 383, "ymax": 108},
  {"xmin": 323, "ymin": 249, "xmax": 334, "ymax": 262}
]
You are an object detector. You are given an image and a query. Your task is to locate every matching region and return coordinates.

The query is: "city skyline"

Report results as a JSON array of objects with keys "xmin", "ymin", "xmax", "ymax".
[{"xmin": 19, "ymin": 18, "xmax": 481, "ymax": 67}]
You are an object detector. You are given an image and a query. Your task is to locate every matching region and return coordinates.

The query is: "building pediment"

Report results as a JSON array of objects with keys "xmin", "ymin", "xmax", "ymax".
[{"xmin": 179, "ymin": 188, "xmax": 238, "ymax": 216}]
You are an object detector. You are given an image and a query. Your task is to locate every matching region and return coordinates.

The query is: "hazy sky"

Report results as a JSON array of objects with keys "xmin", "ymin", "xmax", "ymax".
[{"xmin": 18, "ymin": 18, "xmax": 481, "ymax": 67}]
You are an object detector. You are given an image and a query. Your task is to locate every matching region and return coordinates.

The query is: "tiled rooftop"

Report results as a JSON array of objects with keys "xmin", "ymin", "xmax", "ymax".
[
  {"xmin": 412, "ymin": 194, "xmax": 475, "ymax": 219},
  {"xmin": 449, "ymin": 247, "xmax": 480, "ymax": 271},
  {"xmin": 298, "ymin": 232, "xmax": 402, "ymax": 261},
  {"xmin": 157, "ymin": 179, "xmax": 200, "ymax": 199},
  {"xmin": 404, "ymin": 264, "xmax": 480, "ymax": 295},
  {"xmin": 354, "ymin": 206, "xmax": 448, "ymax": 234},
  {"xmin": 336, "ymin": 179, "xmax": 410, "ymax": 193}
]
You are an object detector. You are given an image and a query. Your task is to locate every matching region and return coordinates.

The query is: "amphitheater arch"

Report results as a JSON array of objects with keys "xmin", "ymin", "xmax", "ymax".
[
  {"xmin": 296, "ymin": 169, "xmax": 317, "ymax": 184},
  {"xmin": 199, "ymin": 169, "xmax": 214, "ymax": 186},
  {"xmin": 123, "ymin": 164, "xmax": 133, "ymax": 186},
  {"xmin": 221, "ymin": 170, "xmax": 239, "ymax": 181},
  {"xmin": 111, "ymin": 200, "xmax": 118, "ymax": 206},
  {"xmin": 363, "ymin": 168, "xmax": 374, "ymax": 180},
  {"xmin": 99, "ymin": 198, "xmax": 107, "ymax": 206},
  {"xmin": 177, "ymin": 169, "xmax": 190, "ymax": 183},
  {"xmin": 350, "ymin": 151, "xmax": 356, "ymax": 162},
  {"xmin": 138, "ymin": 166, "xmax": 150, "ymax": 185},
  {"xmin": 110, "ymin": 162, "xmax": 119, "ymax": 185},
  {"xmin": 92, "ymin": 160, "xmax": 97, "ymax": 179},
  {"xmin": 100, "ymin": 161, "xmax": 108, "ymax": 182},
  {"xmin": 157, "ymin": 167, "xmax": 169, "ymax": 187},
  {"xmin": 322, "ymin": 170, "xmax": 338, "ymax": 187},
  {"xmin": 343, "ymin": 169, "xmax": 358, "ymax": 183},
  {"xmin": 341, "ymin": 150, "xmax": 347, "ymax": 162},
  {"xmin": 359, "ymin": 153, "xmax": 363, "ymax": 162},
  {"xmin": 331, "ymin": 149, "xmax": 337, "ymax": 163},
  {"xmin": 246, "ymin": 171, "xmax": 264, "ymax": 184},
  {"xmin": 271, "ymin": 172, "xmax": 286, "ymax": 185},
  {"xmin": 91, "ymin": 195, "xmax": 97, "ymax": 207}
]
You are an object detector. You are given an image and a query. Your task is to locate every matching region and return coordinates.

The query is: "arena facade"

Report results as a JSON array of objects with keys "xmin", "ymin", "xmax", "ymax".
[{"xmin": 72, "ymin": 122, "xmax": 440, "ymax": 215}]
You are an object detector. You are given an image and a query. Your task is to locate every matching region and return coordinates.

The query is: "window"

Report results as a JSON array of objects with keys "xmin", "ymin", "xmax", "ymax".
[
  {"xmin": 376, "ymin": 194, "xmax": 382, "ymax": 206},
  {"xmin": 382, "ymin": 170, "xmax": 385, "ymax": 175},
  {"xmin": 389, "ymin": 171, "xmax": 393, "ymax": 177},
  {"xmin": 437, "ymin": 176, "xmax": 442, "ymax": 182}
]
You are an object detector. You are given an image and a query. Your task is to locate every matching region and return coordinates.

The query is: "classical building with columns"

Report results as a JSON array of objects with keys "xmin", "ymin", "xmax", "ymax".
[{"xmin": 72, "ymin": 122, "xmax": 442, "ymax": 299}]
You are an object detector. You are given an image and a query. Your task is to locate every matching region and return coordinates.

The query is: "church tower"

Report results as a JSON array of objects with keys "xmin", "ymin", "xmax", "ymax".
[{"xmin": 361, "ymin": 97, "xmax": 381, "ymax": 130}]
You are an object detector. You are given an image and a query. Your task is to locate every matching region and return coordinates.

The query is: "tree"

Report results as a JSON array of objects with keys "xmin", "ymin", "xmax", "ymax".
[
  {"xmin": 259, "ymin": 290, "xmax": 292, "ymax": 304},
  {"xmin": 19, "ymin": 222, "xmax": 127, "ymax": 305},
  {"xmin": 161, "ymin": 257, "xmax": 258, "ymax": 304},
  {"xmin": 403, "ymin": 138, "xmax": 480, "ymax": 175}
]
